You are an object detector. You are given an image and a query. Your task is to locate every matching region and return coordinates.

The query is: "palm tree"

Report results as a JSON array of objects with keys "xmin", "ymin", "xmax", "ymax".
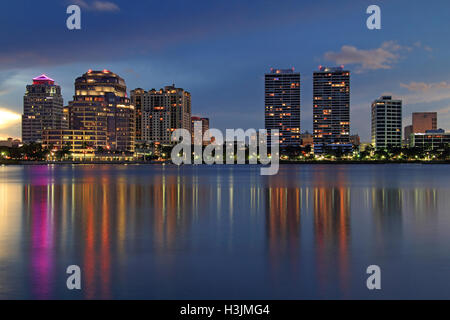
[
  {"xmin": 56, "ymin": 143, "xmax": 71, "ymax": 161},
  {"xmin": 82, "ymin": 141, "xmax": 88, "ymax": 161}
]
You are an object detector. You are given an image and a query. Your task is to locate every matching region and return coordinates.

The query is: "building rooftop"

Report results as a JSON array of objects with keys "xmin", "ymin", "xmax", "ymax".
[
  {"xmin": 32, "ymin": 74, "xmax": 55, "ymax": 85},
  {"xmin": 268, "ymin": 68, "xmax": 296, "ymax": 74},
  {"xmin": 317, "ymin": 66, "xmax": 346, "ymax": 72}
]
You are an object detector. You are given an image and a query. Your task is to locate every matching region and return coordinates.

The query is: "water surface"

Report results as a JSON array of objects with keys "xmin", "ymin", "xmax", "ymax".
[{"xmin": 0, "ymin": 164, "xmax": 449, "ymax": 299}]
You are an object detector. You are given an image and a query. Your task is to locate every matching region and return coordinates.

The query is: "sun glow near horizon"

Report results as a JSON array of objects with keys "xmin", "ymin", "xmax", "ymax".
[{"xmin": 0, "ymin": 107, "xmax": 21, "ymax": 140}]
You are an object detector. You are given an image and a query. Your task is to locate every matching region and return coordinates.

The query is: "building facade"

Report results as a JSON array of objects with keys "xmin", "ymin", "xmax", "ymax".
[
  {"xmin": 404, "ymin": 125, "xmax": 413, "ymax": 145},
  {"xmin": 371, "ymin": 96, "xmax": 402, "ymax": 150},
  {"xmin": 42, "ymin": 129, "xmax": 107, "ymax": 158},
  {"xmin": 68, "ymin": 70, "xmax": 135, "ymax": 153},
  {"xmin": 412, "ymin": 112, "xmax": 437, "ymax": 133},
  {"xmin": 131, "ymin": 85, "xmax": 191, "ymax": 145},
  {"xmin": 313, "ymin": 66, "xmax": 351, "ymax": 154},
  {"xmin": 264, "ymin": 68, "xmax": 301, "ymax": 146},
  {"xmin": 410, "ymin": 129, "xmax": 450, "ymax": 150},
  {"xmin": 22, "ymin": 74, "xmax": 64, "ymax": 143},
  {"xmin": 130, "ymin": 88, "xmax": 145, "ymax": 142}
]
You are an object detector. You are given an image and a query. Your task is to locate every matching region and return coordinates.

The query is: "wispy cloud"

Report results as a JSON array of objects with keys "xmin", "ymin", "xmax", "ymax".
[
  {"xmin": 324, "ymin": 41, "xmax": 408, "ymax": 73},
  {"xmin": 123, "ymin": 68, "xmax": 141, "ymax": 79},
  {"xmin": 381, "ymin": 80, "xmax": 450, "ymax": 131},
  {"xmin": 413, "ymin": 41, "xmax": 433, "ymax": 52},
  {"xmin": 400, "ymin": 81, "xmax": 450, "ymax": 92},
  {"xmin": 395, "ymin": 81, "xmax": 450, "ymax": 104},
  {"xmin": 72, "ymin": 0, "xmax": 120, "ymax": 12}
]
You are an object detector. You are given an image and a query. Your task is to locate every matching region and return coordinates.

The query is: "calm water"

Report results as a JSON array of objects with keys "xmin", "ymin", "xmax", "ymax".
[{"xmin": 0, "ymin": 164, "xmax": 449, "ymax": 299}]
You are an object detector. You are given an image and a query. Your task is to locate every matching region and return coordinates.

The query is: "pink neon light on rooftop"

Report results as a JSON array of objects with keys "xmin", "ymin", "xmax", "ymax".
[
  {"xmin": 32, "ymin": 74, "xmax": 55, "ymax": 84},
  {"xmin": 33, "ymin": 74, "xmax": 54, "ymax": 81}
]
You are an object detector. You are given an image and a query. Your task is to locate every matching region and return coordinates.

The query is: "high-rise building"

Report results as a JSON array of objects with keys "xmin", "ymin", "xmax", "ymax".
[
  {"xmin": 131, "ymin": 85, "xmax": 191, "ymax": 145},
  {"xmin": 371, "ymin": 96, "xmax": 402, "ymax": 150},
  {"xmin": 22, "ymin": 74, "xmax": 64, "ymax": 143},
  {"xmin": 130, "ymin": 88, "xmax": 145, "ymax": 142},
  {"xmin": 412, "ymin": 112, "xmax": 437, "ymax": 133},
  {"xmin": 264, "ymin": 68, "xmax": 301, "ymax": 146},
  {"xmin": 313, "ymin": 66, "xmax": 351, "ymax": 154},
  {"xmin": 191, "ymin": 116, "xmax": 210, "ymax": 145},
  {"xmin": 68, "ymin": 70, "xmax": 135, "ymax": 153}
]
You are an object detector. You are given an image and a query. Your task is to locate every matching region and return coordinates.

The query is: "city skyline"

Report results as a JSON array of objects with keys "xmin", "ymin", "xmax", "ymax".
[
  {"xmin": 0, "ymin": 1, "xmax": 450, "ymax": 141},
  {"xmin": 2, "ymin": 1, "xmax": 450, "ymax": 303},
  {"xmin": 11, "ymin": 67, "xmax": 450, "ymax": 149}
]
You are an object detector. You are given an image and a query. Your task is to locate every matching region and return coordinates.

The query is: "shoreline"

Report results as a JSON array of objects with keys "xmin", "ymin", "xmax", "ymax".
[{"xmin": 1, "ymin": 160, "xmax": 450, "ymax": 166}]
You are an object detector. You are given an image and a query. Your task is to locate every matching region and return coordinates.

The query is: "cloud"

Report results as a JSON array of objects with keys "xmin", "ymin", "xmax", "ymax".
[
  {"xmin": 92, "ymin": 1, "xmax": 120, "ymax": 12},
  {"xmin": 413, "ymin": 41, "xmax": 433, "ymax": 52},
  {"xmin": 380, "ymin": 80, "xmax": 450, "ymax": 132},
  {"xmin": 324, "ymin": 41, "xmax": 407, "ymax": 73},
  {"xmin": 123, "ymin": 68, "xmax": 141, "ymax": 79},
  {"xmin": 72, "ymin": 0, "xmax": 120, "ymax": 12},
  {"xmin": 394, "ymin": 81, "xmax": 450, "ymax": 104},
  {"xmin": 400, "ymin": 81, "xmax": 450, "ymax": 92},
  {"xmin": 0, "ymin": 107, "xmax": 21, "ymax": 138}
]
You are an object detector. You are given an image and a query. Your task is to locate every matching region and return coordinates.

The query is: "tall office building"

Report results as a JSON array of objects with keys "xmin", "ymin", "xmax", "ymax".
[
  {"xmin": 371, "ymin": 96, "xmax": 402, "ymax": 150},
  {"xmin": 68, "ymin": 70, "xmax": 135, "ymax": 153},
  {"xmin": 131, "ymin": 85, "xmax": 191, "ymax": 144},
  {"xmin": 130, "ymin": 88, "xmax": 145, "ymax": 142},
  {"xmin": 313, "ymin": 66, "xmax": 351, "ymax": 154},
  {"xmin": 264, "ymin": 68, "xmax": 301, "ymax": 146},
  {"xmin": 412, "ymin": 112, "xmax": 437, "ymax": 133},
  {"xmin": 22, "ymin": 74, "xmax": 64, "ymax": 143}
]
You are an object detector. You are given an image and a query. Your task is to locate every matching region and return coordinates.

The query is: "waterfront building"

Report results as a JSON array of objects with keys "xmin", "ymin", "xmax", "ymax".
[
  {"xmin": 68, "ymin": 70, "xmax": 135, "ymax": 153},
  {"xmin": 264, "ymin": 68, "xmax": 301, "ymax": 146},
  {"xmin": 410, "ymin": 129, "xmax": 450, "ymax": 150},
  {"xmin": 22, "ymin": 74, "xmax": 64, "ymax": 143},
  {"xmin": 313, "ymin": 66, "xmax": 351, "ymax": 154},
  {"xmin": 130, "ymin": 88, "xmax": 145, "ymax": 142},
  {"xmin": 42, "ymin": 129, "xmax": 107, "ymax": 158},
  {"xmin": 371, "ymin": 96, "xmax": 402, "ymax": 150},
  {"xmin": 404, "ymin": 112, "xmax": 438, "ymax": 145},
  {"xmin": 412, "ymin": 112, "xmax": 437, "ymax": 133},
  {"xmin": 131, "ymin": 85, "xmax": 191, "ymax": 145}
]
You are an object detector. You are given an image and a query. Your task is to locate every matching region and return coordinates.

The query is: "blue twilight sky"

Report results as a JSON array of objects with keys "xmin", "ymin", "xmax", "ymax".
[{"xmin": 0, "ymin": 0, "xmax": 449, "ymax": 141}]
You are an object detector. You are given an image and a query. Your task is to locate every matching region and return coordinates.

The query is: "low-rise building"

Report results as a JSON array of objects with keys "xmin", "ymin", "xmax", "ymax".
[
  {"xmin": 0, "ymin": 138, "xmax": 21, "ymax": 148},
  {"xmin": 409, "ymin": 129, "xmax": 450, "ymax": 150},
  {"xmin": 42, "ymin": 129, "xmax": 107, "ymax": 159}
]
